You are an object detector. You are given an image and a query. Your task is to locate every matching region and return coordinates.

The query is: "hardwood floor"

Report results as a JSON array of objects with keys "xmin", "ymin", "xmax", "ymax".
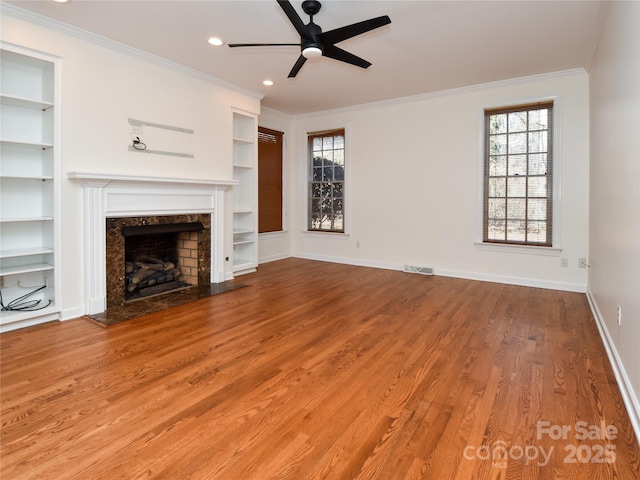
[{"xmin": 1, "ymin": 258, "xmax": 638, "ymax": 479}]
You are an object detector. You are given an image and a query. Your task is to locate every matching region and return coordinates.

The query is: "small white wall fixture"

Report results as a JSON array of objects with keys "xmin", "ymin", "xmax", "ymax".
[{"xmin": 68, "ymin": 172, "xmax": 237, "ymax": 315}]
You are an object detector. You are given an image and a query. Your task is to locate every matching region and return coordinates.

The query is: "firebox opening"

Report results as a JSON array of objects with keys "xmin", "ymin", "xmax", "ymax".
[{"xmin": 123, "ymin": 222, "xmax": 204, "ymax": 301}]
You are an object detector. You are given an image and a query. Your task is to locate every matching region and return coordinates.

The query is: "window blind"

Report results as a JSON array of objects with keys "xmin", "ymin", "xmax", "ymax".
[{"xmin": 258, "ymin": 126, "xmax": 284, "ymax": 233}]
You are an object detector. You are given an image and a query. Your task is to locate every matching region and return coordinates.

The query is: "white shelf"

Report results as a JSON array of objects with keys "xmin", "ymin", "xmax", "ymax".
[
  {"xmin": 0, "ymin": 247, "xmax": 54, "ymax": 258},
  {"xmin": 0, "ymin": 175, "xmax": 53, "ymax": 181},
  {"xmin": 234, "ymin": 240, "xmax": 255, "ymax": 246},
  {"xmin": 0, "ymin": 262, "xmax": 54, "ymax": 276},
  {"xmin": 0, "ymin": 217, "xmax": 54, "ymax": 223},
  {"xmin": 0, "ymin": 139, "xmax": 53, "ymax": 149},
  {"xmin": 233, "ymin": 258, "xmax": 255, "ymax": 270},
  {"xmin": 0, "ymin": 304, "xmax": 58, "ymax": 324},
  {"xmin": 0, "ymin": 94, "xmax": 53, "ymax": 111}
]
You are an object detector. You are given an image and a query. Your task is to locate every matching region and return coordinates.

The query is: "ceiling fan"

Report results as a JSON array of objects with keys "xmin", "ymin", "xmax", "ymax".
[{"xmin": 228, "ymin": 0, "xmax": 391, "ymax": 78}]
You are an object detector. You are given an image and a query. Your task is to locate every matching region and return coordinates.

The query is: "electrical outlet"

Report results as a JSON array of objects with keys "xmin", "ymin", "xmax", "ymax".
[
  {"xmin": 617, "ymin": 306, "xmax": 622, "ymax": 325},
  {"xmin": 356, "ymin": 241, "xmax": 361, "ymax": 248},
  {"xmin": 130, "ymin": 125, "xmax": 143, "ymax": 135},
  {"xmin": 560, "ymin": 257, "xmax": 568, "ymax": 268}
]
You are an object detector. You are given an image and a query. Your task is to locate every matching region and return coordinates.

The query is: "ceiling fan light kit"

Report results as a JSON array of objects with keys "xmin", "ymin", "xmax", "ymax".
[
  {"xmin": 302, "ymin": 46, "xmax": 322, "ymax": 59},
  {"xmin": 228, "ymin": 0, "xmax": 391, "ymax": 78}
]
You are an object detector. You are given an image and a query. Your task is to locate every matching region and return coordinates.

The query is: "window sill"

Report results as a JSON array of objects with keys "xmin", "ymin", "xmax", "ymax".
[
  {"xmin": 259, "ymin": 230, "xmax": 287, "ymax": 238},
  {"xmin": 474, "ymin": 242, "xmax": 562, "ymax": 256},
  {"xmin": 302, "ymin": 230, "xmax": 351, "ymax": 240}
]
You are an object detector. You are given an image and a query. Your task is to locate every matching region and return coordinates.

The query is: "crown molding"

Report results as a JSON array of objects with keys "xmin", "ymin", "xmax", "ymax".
[
  {"xmin": 292, "ymin": 68, "xmax": 587, "ymax": 119},
  {"xmin": 0, "ymin": 3, "xmax": 264, "ymax": 102}
]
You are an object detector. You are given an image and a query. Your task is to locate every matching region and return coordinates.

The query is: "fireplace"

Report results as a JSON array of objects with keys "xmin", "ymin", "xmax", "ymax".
[
  {"xmin": 124, "ymin": 222, "xmax": 204, "ymax": 299},
  {"xmin": 68, "ymin": 172, "xmax": 236, "ymax": 315},
  {"xmin": 105, "ymin": 216, "xmax": 211, "ymax": 306}
]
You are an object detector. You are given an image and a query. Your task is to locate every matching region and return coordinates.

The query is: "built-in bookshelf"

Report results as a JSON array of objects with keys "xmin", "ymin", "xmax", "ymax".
[
  {"xmin": 232, "ymin": 110, "xmax": 258, "ymax": 275},
  {"xmin": 0, "ymin": 43, "xmax": 61, "ymax": 332}
]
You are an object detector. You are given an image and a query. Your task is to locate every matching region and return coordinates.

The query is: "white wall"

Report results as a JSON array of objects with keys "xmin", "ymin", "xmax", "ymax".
[
  {"xmin": 588, "ymin": 0, "xmax": 640, "ymax": 433},
  {"xmin": 1, "ymin": 13, "xmax": 261, "ymax": 319},
  {"xmin": 288, "ymin": 72, "xmax": 590, "ymax": 292},
  {"xmin": 257, "ymin": 107, "xmax": 294, "ymax": 264}
]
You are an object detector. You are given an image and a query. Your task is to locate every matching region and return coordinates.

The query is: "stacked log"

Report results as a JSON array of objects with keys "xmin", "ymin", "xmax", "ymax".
[{"xmin": 126, "ymin": 255, "xmax": 182, "ymax": 294}]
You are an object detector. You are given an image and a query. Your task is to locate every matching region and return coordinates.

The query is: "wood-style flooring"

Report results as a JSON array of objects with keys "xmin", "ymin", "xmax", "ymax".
[{"xmin": 1, "ymin": 258, "xmax": 638, "ymax": 479}]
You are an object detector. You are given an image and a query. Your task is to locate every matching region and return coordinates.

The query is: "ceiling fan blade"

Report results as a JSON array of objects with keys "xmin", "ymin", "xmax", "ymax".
[
  {"xmin": 322, "ymin": 44, "xmax": 371, "ymax": 69},
  {"xmin": 277, "ymin": 0, "xmax": 311, "ymax": 40},
  {"xmin": 229, "ymin": 43, "xmax": 301, "ymax": 47},
  {"xmin": 321, "ymin": 16, "xmax": 391, "ymax": 45},
  {"xmin": 288, "ymin": 55, "xmax": 307, "ymax": 78}
]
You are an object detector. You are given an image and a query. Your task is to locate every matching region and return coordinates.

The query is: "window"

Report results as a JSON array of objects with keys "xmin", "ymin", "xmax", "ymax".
[
  {"xmin": 308, "ymin": 128, "xmax": 345, "ymax": 232},
  {"xmin": 483, "ymin": 101, "xmax": 554, "ymax": 246},
  {"xmin": 258, "ymin": 126, "xmax": 283, "ymax": 233}
]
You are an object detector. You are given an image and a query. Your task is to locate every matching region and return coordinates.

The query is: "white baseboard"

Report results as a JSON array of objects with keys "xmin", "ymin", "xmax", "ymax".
[
  {"xmin": 259, "ymin": 252, "xmax": 293, "ymax": 265},
  {"xmin": 436, "ymin": 268, "xmax": 586, "ymax": 293},
  {"xmin": 293, "ymin": 252, "xmax": 586, "ymax": 292},
  {"xmin": 60, "ymin": 305, "xmax": 85, "ymax": 321},
  {"xmin": 586, "ymin": 290, "xmax": 640, "ymax": 446},
  {"xmin": 293, "ymin": 252, "xmax": 401, "ymax": 272}
]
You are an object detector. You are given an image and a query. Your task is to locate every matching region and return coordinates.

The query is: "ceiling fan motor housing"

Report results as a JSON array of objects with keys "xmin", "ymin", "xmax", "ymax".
[{"xmin": 302, "ymin": 21, "xmax": 323, "ymax": 56}]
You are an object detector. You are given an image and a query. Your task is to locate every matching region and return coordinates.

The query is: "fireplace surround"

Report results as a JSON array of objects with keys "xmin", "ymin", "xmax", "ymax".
[
  {"xmin": 107, "ymin": 215, "xmax": 210, "ymax": 306},
  {"xmin": 68, "ymin": 172, "xmax": 237, "ymax": 315}
]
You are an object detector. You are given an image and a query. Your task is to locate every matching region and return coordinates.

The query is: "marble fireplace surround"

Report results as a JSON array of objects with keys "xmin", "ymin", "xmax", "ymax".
[
  {"xmin": 68, "ymin": 172, "xmax": 237, "ymax": 315},
  {"xmin": 106, "ymin": 214, "xmax": 211, "ymax": 308}
]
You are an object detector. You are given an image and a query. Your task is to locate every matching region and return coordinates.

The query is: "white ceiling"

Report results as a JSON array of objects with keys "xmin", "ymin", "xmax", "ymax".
[{"xmin": 5, "ymin": 0, "xmax": 605, "ymax": 115}]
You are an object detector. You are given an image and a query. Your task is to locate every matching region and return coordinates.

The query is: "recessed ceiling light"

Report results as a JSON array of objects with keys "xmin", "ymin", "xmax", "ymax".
[
  {"xmin": 53, "ymin": 0, "xmax": 70, "ymax": 3},
  {"xmin": 207, "ymin": 37, "xmax": 224, "ymax": 46},
  {"xmin": 263, "ymin": 80, "xmax": 274, "ymax": 86}
]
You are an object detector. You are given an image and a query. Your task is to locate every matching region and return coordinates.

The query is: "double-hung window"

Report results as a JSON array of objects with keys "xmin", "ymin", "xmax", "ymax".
[
  {"xmin": 483, "ymin": 101, "xmax": 554, "ymax": 246},
  {"xmin": 308, "ymin": 128, "xmax": 345, "ymax": 233}
]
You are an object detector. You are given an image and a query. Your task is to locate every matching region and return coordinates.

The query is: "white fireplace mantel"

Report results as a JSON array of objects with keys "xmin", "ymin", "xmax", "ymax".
[{"xmin": 68, "ymin": 172, "xmax": 238, "ymax": 315}]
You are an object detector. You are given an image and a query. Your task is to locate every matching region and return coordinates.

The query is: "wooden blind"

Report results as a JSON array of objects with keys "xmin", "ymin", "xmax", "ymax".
[{"xmin": 258, "ymin": 126, "xmax": 283, "ymax": 233}]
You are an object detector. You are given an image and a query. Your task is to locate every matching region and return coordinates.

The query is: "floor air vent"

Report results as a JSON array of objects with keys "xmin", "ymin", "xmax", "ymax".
[{"xmin": 403, "ymin": 264, "xmax": 434, "ymax": 275}]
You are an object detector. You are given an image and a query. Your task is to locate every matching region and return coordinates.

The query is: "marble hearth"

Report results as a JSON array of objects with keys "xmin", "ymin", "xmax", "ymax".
[{"xmin": 68, "ymin": 172, "xmax": 237, "ymax": 315}]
